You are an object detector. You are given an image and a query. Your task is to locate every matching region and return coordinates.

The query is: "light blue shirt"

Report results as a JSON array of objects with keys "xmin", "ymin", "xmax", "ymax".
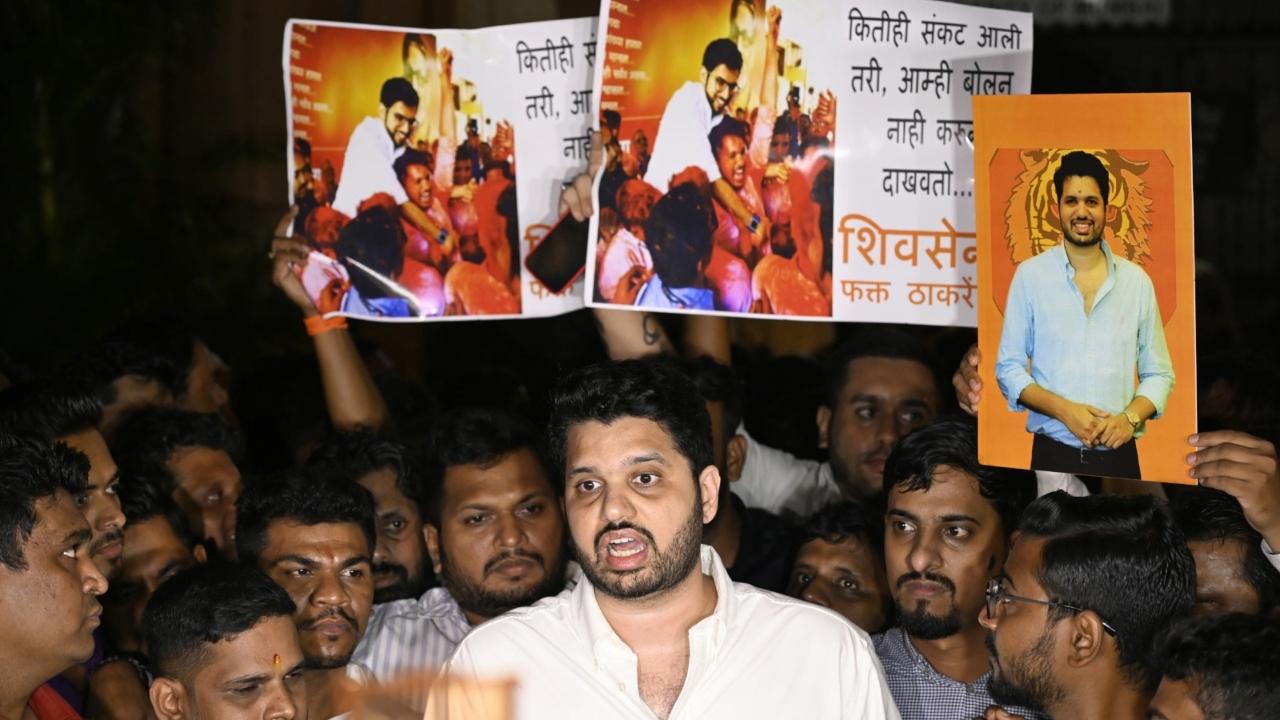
[
  {"xmin": 995, "ymin": 241, "xmax": 1174, "ymax": 449},
  {"xmin": 635, "ymin": 273, "xmax": 715, "ymax": 310}
]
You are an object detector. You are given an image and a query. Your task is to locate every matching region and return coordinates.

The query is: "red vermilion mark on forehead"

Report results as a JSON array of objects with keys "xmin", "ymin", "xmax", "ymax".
[{"xmin": 274, "ymin": 653, "xmax": 282, "ymax": 669}]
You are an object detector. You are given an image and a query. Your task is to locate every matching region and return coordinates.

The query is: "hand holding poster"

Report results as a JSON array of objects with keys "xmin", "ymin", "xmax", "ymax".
[
  {"xmin": 283, "ymin": 17, "xmax": 595, "ymax": 321},
  {"xmin": 974, "ymin": 93, "xmax": 1197, "ymax": 483},
  {"xmin": 585, "ymin": 0, "xmax": 1031, "ymax": 324}
]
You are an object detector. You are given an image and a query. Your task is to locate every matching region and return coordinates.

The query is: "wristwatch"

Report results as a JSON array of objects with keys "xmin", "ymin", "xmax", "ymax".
[{"xmin": 1123, "ymin": 410, "xmax": 1142, "ymax": 429}]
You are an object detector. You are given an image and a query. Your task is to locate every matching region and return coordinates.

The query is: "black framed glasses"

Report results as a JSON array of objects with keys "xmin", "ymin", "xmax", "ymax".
[{"xmin": 985, "ymin": 577, "xmax": 1118, "ymax": 636}]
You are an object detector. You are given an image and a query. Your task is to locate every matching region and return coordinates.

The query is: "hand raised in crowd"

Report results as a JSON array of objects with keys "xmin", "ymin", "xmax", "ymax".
[
  {"xmin": 1190, "ymin": 430, "xmax": 1280, "ymax": 547},
  {"xmin": 491, "ymin": 120, "xmax": 514, "ymax": 161},
  {"xmin": 439, "ymin": 47, "xmax": 453, "ymax": 78},
  {"xmin": 613, "ymin": 264, "xmax": 652, "ymax": 305},
  {"xmin": 559, "ymin": 130, "xmax": 604, "ymax": 222},
  {"xmin": 953, "ymin": 343, "xmax": 981, "ymax": 415},
  {"xmin": 812, "ymin": 90, "xmax": 837, "ymax": 138},
  {"xmin": 268, "ymin": 206, "xmax": 319, "ymax": 316},
  {"xmin": 767, "ymin": 6, "xmax": 782, "ymax": 42},
  {"xmin": 1093, "ymin": 413, "xmax": 1136, "ymax": 449},
  {"xmin": 764, "ymin": 162, "xmax": 790, "ymax": 184}
]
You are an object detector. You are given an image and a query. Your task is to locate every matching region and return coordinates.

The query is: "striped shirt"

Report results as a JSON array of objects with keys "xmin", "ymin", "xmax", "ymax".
[{"xmin": 874, "ymin": 628, "xmax": 1047, "ymax": 720}]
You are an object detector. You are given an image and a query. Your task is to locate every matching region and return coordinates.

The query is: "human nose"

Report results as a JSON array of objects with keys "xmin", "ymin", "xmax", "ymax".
[
  {"xmin": 801, "ymin": 577, "xmax": 831, "ymax": 608},
  {"xmin": 495, "ymin": 512, "xmax": 524, "ymax": 549},
  {"xmin": 264, "ymin": 679, "xmax": 302, "ymax": 720},
  {"xmin": 81, "ymin": 552, "xmax": 109, "ymax": 596},
  {"xmin": 906, "ymin": 532, "xmax": 941, "ymax": 574},
  {"xmin": 311, "ymin": 570, "xmax": 348, "ymax": 608},
  {"xmin": 601, "ymin": 484, "xmax": 636, "ymax": 524},
  {"xmin": 99, "ymin": 496, "xmax": 125, "ymax": 536}
]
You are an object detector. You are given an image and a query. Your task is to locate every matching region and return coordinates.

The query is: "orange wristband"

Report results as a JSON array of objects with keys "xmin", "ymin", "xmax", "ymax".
[{"xmin": 304, "ymin": 314, "xmax": 348, "ymax": 336}]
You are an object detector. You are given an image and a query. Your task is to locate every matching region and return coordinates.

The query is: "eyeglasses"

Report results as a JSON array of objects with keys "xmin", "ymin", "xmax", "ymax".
[{"xmin": 985, "ymin": 577, "xmax": 1118, "ymax": 636}]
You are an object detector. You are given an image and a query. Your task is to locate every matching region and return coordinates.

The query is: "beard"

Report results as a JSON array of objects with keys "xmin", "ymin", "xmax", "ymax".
[
  {"xmin": 1061, "ymin": 219, "xmax": 1104, "ymax": 248},
  {"xmin": 572, "ymin": 493, "xmax": 704, "ymax": 601},
  {"xmin": 300, "ymin": 608, "xmax": 359, "ymax": 670},
  {"xmin": 440, "ymin": 547, "xmax": 565, "ymax": 621},
  {"xmin": 372, "ymin": 561, "xmax": 430, "ymax": 604},
  {"xmin": 986, "ymin": 629, "xmax": 1063, "ymax": 712},
  {"xmin": 894, "ymin": 571, "xmax": 962, "ymax": 640}
]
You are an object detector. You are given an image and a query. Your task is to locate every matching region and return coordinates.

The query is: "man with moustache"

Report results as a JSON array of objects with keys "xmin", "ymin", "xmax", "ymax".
[
  {"xmin": 981, "ymin": 492, "xmax": 1195, "ymax": 720},
  {"xmin": 0, "ymin": 435, "xmax": 109, "ymax": 720},
  {"xmin": 144, "ymin": 563, "xmax": 307, "ymax": 720},
  {"xmin": 874, "ymin": 418, "xmax": 1044, "ymax": 720},
  {"xmin": 995, "ymin": 150, "xmax": 1174, "ymax": 479},
  {"xmin": 351, "ymin": 408, "xmax": 569, "ymax": 710},
  {"xmin": 430, "ymin": 359, "xmax": 897, "ymax": 719},
  {"xmin": 236, "ymin": 471, "xmax": 376, "ymax": 720},
  {"xmin": 308, "ymin": 430, "xmax": 433, "ymax": 605},
  {"xmin": 734, "ymin": 328, "xmax": 943, "ymax": 517}
]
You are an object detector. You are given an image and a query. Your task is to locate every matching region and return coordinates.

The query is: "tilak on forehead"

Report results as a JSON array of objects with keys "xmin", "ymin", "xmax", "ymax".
[{"xmin": 274, "ymin": 653, "xmax": 282, "ymax": 669}]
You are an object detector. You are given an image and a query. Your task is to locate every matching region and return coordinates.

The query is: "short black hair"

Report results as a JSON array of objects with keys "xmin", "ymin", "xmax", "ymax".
[
  {"xmin": 799, "ymin": 500, "xmax": 883, "ymax": 554},
  {"xmin": 111, "ymin": 407, "xmax": 242, "ymax": 496},
  {"xmin": 0, "ymin": 379, "xmax": 102, "ymax": 441},
  {"xmin": 1052, "ymin": 150, "xmax": 1109, "ymax": 203},
  {"xmin": 421, "ymin": 408, "xmax": 545, "ymax": 526},
  {"xmin": 823, "ymin": 327, "xmax": 940, "ymax": 408},
  {"xmin": 1152, "ymin": 613, "xmax": 1280, "ymax": 720},
  {"xmin": 1168, "ymin": 487, "xmax": 1280, "ymax": 613},
  {"xmin": 97, "ymin": 314, "xmax": 199, "ymax": 398},
  {"xmin": 548, "ymin": 358, "xmax": 713, "ymax": 485},
  {"xmin": 708, "ymin": 117, "xmax": 749, "ymax": 157},
  {"xmin": 1018, "ymin": 491, "xmax": 1196, "ymax": 693},
  {"xmin": 234, "ymin": 469, "xmax": 376, "ymax": 565},
  {"xmin": 883, "ymin": 416, "xmax": 1035, "ymax": 534},
  {"xmin": 0, "ymin": 434, "xmax": 89, "ymax": 570},
  {"xmin": 601, "ymin": 109, "xmax": 621, "ymax": 129},
  {"xmin": 645, "ymin": 182, "xmax": 714, "ymax": 288},
  {"xmin": 393, "ymin": 148, "xmax": 434, "ymax": 182},
  {"xmin": 701, "ymin": 38, "xmax": 744, "ymax": 73},
  {"xmin": 117, "ymin": 473, "xmax": 196, "ymax": 549},
  {"xmin": 335, "ymin": 205, "xmax": 406, "ymax": 298},
  {"xmin": 143, "ymin": 562, "xmax": 296, "ymax": 681},
  {"xmin": 307, "ymin": 430, "xmax": 424, "ymax": 521},
  {"xmin": 379, "ymin": 76, "xmax": 419, "ymax": 109}
]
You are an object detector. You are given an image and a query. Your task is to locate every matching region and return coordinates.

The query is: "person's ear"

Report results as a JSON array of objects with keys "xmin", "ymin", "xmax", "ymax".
[
  {"xmin": 379, "ymin": 103, "xmax": 389, "ymax": 117},
  {"xmin": 192, "ymin": 544, "xmax": 208, "ymax": 565},
  {"xmin": 1065, "ymin": 611, "xmax": 1108, "ymax": 670},
  {"xmin": 1105, "ymin": 203, "xmax": 1118, "ymax": 224},
  {"xmin": 424, "ymin": 524, "xmax": 443, "ymax": 575},
  {"xmin": 816, "ymin": 405, "xmax": 832, "ymax": 449},
  {"xmin": 699, "ymin": 67, "xmax": 709, "ymax": 86},
  {"xmin": 698, "ymin": 466, "xmax": 722, "ymax": 525},
  {"xmin": 1048, "ymin": 197, "xmax": 1061, "ymax": 225},
  {"xmin": 726, "ymin": 435, "xmax": 747, "ymax": 483},
  {"xmin": 149, "ymin": 677, "xmax": 188, "ymax": 720}
]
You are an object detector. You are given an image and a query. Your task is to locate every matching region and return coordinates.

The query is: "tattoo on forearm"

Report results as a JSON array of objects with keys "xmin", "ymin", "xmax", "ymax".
[{"xmin": 642, "ymin": 314, "xmax": 661, "ymax": 346}]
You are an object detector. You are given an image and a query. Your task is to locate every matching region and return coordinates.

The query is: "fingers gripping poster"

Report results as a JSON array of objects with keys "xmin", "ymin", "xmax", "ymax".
[
  {"xmin": 283, "ymin": 18, "xmax": 596, "ymax": 321},
  {"xmin": 585, "ymin": 0, "xmax": 1031, "ymax": 323}
]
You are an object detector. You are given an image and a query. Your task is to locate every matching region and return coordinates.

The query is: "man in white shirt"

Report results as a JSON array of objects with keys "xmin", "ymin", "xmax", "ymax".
[
  {"xmin": 329, "ymin": 77, "xmax": 450, "ymax": 250},
  {"xmin": 431, "ymin": 358, "xmax": 898, "ymax": 719},
  {"xmin": 733, "ymin": 328, "xmax": 942, "ymax": 517},
  {"xmin": 351, "ymin": 408, "xmax": 571, "ymax": 709},
  {"xmin": 644, "ymin": 38, "xmax": 770, "ymax": 250}
]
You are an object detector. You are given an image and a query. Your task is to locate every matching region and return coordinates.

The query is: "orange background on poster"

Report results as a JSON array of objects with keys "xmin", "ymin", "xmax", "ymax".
[
  {"xmin": 292, "ymin": 24, "xmax": 412, "ymax": 180},
  {"xmin": 602, "ymin": 0, "xmax": 761, "ymax": 144},
  {"xmin": 974, "ymin": 93, "xmax": 1197, "ymax": 484}
]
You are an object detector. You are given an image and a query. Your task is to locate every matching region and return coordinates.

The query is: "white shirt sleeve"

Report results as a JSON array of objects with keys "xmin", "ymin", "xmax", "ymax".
[
  {"xmin": 332, "ymin": 117, "xmax": 410, "ymax": 218},
  {"xmin": 643, "ymin": 82, "xmax": 722, "ymax": 194},
  {"xmin": 733, "ymin": 426, "xmax": 834, "ymax": 518},
  {"xmin": 1262, "ymin": 539, "xmax": 1280, "ymax": 574},
  {"xmin": 1035, "ymin": 470, "xmax": 1090, "ymax": 498}
]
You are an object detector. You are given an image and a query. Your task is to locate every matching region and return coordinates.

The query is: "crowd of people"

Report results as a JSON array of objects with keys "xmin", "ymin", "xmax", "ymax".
[
  {"xmin": 291, "ymin": 31, "xmax": 521, "ymax": 319},
  {"xmin": 592, "ymin": 3, "xmax": 836, "ymax": 316},
  {"xmin": 2, "ymin": 197, "xmax": 1278, "ymax": 718}
]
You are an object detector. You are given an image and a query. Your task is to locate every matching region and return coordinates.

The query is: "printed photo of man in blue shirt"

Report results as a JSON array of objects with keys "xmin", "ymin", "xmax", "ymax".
[{"xmin": 995, "ymin": 150, "xmax": 1174, "ymax": 479}]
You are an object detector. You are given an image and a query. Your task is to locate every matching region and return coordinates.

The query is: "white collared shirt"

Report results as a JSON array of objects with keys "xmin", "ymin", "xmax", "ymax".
[
  {"xmin": 643, "ymin": 81, "xmax": 724, "ymax": 194},
  {"xmin": 332, "ymin": 116, "xmax": 409, "ymax": 218},
  {"xmin": 431, "ymin": 546, "xmax": 900, "ymax": 719}
]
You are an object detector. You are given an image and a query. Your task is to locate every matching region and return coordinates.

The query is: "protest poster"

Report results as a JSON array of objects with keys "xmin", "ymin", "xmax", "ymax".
[
  {"xmin": 283, "ymin": 17, "xmax": 595, "ymax": 321},
  {"xmin": 975, "ymin": 93, "xmax": 1197, "ymax": 483},
  {"xmin": 584, "ymin": 0, "xmax": 1031, "ymax": 324}
]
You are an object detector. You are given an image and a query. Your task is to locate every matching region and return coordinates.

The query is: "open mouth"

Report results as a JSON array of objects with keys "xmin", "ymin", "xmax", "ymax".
[{"xmin": 599, "ymin": 529, "xmax": 651, "ymax": 570}]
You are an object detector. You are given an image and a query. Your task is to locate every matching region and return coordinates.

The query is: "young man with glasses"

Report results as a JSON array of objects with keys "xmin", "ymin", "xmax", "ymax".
[{"xmin": 981, "ymin": 491, "xmax": 1195, "ymax": 720}]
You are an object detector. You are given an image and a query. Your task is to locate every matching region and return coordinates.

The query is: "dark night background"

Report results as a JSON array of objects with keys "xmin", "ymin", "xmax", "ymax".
[{"xmin": 2, "ymin": 0, "xmax": 1277, "ymax": 442}]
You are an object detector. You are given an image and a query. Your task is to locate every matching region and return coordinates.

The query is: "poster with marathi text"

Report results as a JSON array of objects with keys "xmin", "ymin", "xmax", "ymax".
[
  {"xmin": 585, "ymin": 0, "xmax": 1031, "ymax": 324},
  {"xmin": 284, "ymin": 17, "xmax": 595, "ymax": 321}
]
